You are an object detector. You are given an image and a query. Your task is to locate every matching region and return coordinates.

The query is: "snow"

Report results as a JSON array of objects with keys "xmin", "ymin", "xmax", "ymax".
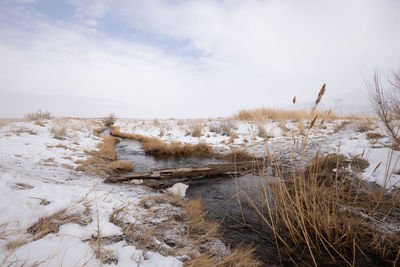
[
  {"xmin": 166, "ymin": 183, "xmax": 189, "ymax": 198},
  {"xmin": 0, "ymin": 119, "xmax": 183, "ymax": 267},
  {"xmin": 0, "ymin": 116, "xmax": 398, "ymax": 266}
]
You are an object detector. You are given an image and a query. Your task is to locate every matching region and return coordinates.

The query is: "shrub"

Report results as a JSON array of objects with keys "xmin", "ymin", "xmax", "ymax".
[
  {"xmin": 51, "ymin": 126, "xmax": 67, "ymax": 140},
  {"xmin": 209, "ymin": 120, "xmax": 237, "ymax": 136},
  {"xmin": 189, "ymin": 124, "xmax": 203, "ymax": 137},
  {"xmin": 25, "ymin": 110, "xmax": 52, "ymax": 120},
  {"xmin": 102, "ymin": 113, "xmax": 116, "ymax": 127},
  {"xmin": 368, "ymin": 68, "xmax": 400, "ymax": 143},
  {"xmin": 256, "ymin": 124, "xmax": 267, "ymax": 138}
]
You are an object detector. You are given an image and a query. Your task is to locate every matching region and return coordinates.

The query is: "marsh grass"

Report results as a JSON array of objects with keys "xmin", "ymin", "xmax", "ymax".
[
  {"xmin": 234, "ymin": 107, "xmax": 338, "ymax": 122},
  {"xmin": 77, "ymin": 134, "xmax": 133, "ymax": 174},
  {"xmin": 209, "ymin": 120, "xmax": 237, "ymax": 136},
  {"xmin": 110, "ymin": 127, "xmax": 214, "ymax": 157},
  {"xmin": 240, "ymin": 85, "xmax": 400, "ymax": 266},
  {"xmin": 189, "ymin": 124, "xmax": 203, "ymax": 137}
]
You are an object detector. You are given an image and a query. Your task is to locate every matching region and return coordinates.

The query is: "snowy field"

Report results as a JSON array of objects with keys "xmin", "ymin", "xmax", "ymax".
[{"xmin": 0, "ymin": 116, "xmax": 399, "ymax": 266}]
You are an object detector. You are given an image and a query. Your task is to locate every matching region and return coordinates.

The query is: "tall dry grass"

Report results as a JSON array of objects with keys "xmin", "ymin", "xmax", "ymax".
[
  {"xmin": 240, "ymin": 84, "xmax": 400, "ymax": 266},
  {"xmin": 25, "ymin": 110, "xmax": 52, "ymax": 121},
  {"xmin": 234, "ymin": 107, "xmax": 337, "ymax": 122}
]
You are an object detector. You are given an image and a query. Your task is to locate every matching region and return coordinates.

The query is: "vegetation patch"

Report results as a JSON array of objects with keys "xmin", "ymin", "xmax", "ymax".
[
  {"xmin": 233, "ymin": 107, "xmax": 338, "ymax": 122},
  {"xmin": 25, "ymin": 110, "xmax": 52, "ymax": 121},
  {"xmin": 76, "ymin": 134, "xmax": 133, "ymax": 175},
  {"xmin": 110, "ymin": 127, "xmax": 214, "ymax": 157}
]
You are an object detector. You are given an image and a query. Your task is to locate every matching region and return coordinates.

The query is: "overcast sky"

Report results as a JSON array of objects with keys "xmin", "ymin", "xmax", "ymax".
[{"xmin": 1, "ymin": 0, "xmax": 399, "ymax": 118}]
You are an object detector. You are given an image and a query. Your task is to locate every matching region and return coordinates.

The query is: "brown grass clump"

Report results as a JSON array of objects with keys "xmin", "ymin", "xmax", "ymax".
[
  {"xmin": 184, "ymin": 198, "xmax": 218, "ymax": 238},
  {"xmin": 366, "ymin": 132, "xmax": 384, "ymax": 139},
  {"xmin": 189, "ymin": 124, "xmax": 203, "ymax": 137},
  {"xmin": 76, "ymin": 134, "xmax": 133, "ymax": 175},
  {"xmin": 354, "ymin": 118, "xmax": 374, "ymax": 133},
  {"xmin": 333, "ymin": 120, "xmax": 350, "ymax": 133},
  {"xmin": 222, "ymin": 148, "xmax": 254, "ymax": 162},
  {"xmin": 102, "ymin": 113, "xmax": 116, "ymax": 127},
  {"xmin": 234, "ymin": 107, "xmax": 338, "ymax": 122},
  {"xmin": 27, "ymin": 207, "xmax": 91, "ymax": 241},
  {"xmin": 108, "ymin": 160, "xmax": 134, "ymax": 173},
  {"xmin": 110, "ymin": 127, "xmax": 214, "ymax": 157},
  {"xmin": 25, "ymin": 110, "xmax": 52, "ymax": 121},
  {"xmin": 209, "ymin": 120, "xmax": 237, "ymax": 136},
  {"xmin": 34, "ymin": 120, "xmax": 46, "ymax": 127},
  {"xmin": 51, "ymin": 125, "xmax": 67, "ymax": 140},
  {"xmin": 12, "ymin": 127, "xmax": 38, "ymax": 136}
]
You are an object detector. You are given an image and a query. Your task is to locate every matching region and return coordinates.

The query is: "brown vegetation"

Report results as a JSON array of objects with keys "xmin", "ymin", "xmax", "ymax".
[
  {"xmin": 110, "ymin": 127, "xmax": 214, "ymax": 157},
  {"xmin": 102, "ymin": 113, "xmax": 116, "ymax": 127},
  {"xmin": 110, "ymin": 193, "xmax": 260, "ymax": 266},
  {"xmin": 368, "ymin": 68, "xmax": 400, "ymax": 143},
  {"xmin": 76, "ymin": 134, "xmax": 133, "ymax": 175},
  {"xmin": 234, "ymin": 107, "xmax": 338, "ymax": 122},
  {"xmin": 25, "ymin": 110, "xmax": 52, "ymax": 121},
  {"xmin": 50, "ymin": 125, "xmax": 67, "ymax": 140},
  {"xmin": 243, "ymin": 84, "xmax": 400, "ymax": 266}
]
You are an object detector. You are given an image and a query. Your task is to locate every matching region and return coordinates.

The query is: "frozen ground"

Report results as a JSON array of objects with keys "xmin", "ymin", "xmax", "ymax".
[
  {"xmin": 0, "ymin": 119, "xmax": 186, "ymax": 266},
  {"xmin": 0, "ymin": 116, "xmax": 399, "ymax": 266}
]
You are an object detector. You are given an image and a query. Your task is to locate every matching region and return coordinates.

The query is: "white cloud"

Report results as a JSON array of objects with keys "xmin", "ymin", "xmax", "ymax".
[{"xmin": 1, "ymin": 0, "xmax": 400, "ymax": 117}]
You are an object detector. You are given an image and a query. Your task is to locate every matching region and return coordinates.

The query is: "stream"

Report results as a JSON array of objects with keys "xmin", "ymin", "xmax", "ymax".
[{"xmin": 114, "ymin": 136, "xmax": 292, "ymax": 265}]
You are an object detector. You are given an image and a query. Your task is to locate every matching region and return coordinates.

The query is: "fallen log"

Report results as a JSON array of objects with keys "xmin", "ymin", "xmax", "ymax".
[{"xmin": 105, "ymin": 161, "xmax": 256, "ymax": 184}]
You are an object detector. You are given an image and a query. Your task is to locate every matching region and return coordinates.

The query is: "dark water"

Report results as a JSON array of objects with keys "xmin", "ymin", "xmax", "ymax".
[
  {"xmin": 114, "ymin": 136, "xmax": 288, "ymax": 265},
  {"xmin": 186, "ymin": 175, "xmax": 292, "ymax": 266}
]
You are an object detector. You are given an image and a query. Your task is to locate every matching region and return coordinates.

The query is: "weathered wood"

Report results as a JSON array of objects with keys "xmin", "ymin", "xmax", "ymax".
[{"xmin": 105, "ymin": 161, "xmax": 255, "ymax": 184}]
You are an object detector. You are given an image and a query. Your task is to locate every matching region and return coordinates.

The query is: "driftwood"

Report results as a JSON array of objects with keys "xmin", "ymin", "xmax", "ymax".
[{"xmin": 105, "ymin": 161, "xmax": 256, "ymax": 186}]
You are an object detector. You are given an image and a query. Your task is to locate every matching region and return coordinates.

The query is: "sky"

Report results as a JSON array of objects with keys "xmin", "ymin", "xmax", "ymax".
[{"xmin": 0, "ymin": 0, "xmax": 400, "ymax": 118}]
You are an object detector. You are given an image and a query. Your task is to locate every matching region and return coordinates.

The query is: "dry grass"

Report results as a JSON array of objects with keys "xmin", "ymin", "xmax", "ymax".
[
  {"xmin": 108, "ymin": 160, "xmax": 134, "ymax": 173},
  {"xmin": 76, "ymin": 134, "xmax": 133, "ymax": 175},
  {"xmin": 256, "ymin": 124, "xmax": 268, "ymax": 138},
  {"xmin": 6, "ymin": 201, "xmax": 92, "ymax": 252},
  {"xmin": 25, "ymin": 110, "xmax": 52, "ymax": 121},
  {"xmin": 298, "ymin": 120, "xmax": 305, "ymax": 135},
  {"xmin": 333, "ymin": 120, "xmax": 350, "ymax": 133},
  {"xmin": 110, "ymin": 193, "xmax": 259, "ymax": 266},
  {"xmin": 243, "ymin": 85, "xmax": 400, "ymax": 266},
  {"xmin": 209, "ymin": 120, "xmax": 237, "ymax": 136},
  {"xmin": 102, "ymin": 113, "xmax": 116, "ymax": 127},
  {"xmin": 189, "ymin": 124, "xmax": 203, "ymax": 137},
  {"xmin": 11, "ymin": 127, "xmax": 38, "ymax": 136},
  {"xmin": 354, "ymin": 118, "xmax": 374, "ymax": 133},
  {"xmin": 50, "ymin": 125, "xmax": 67, "ymax": 140},
  {"xmin": 110, "ymin": 127, "xmax": 214, "ymax": 157},
  {"xmin": 26, "ymin": 206, "xmax": 91, "ymax": 241},
  {"xmin": 234, "ymin": 107, "xmax": 338, "ymax": 122},
  {"xmin": 34, "ymin": 120, "xmax": 46, "ymax": 127},
  {"xmin": 251, "ymin": 150, "xmax": 400, "ymax": 266},
  {"xmin": 366, "ymin": 132, "xmax": 384, "ymax": 139}
]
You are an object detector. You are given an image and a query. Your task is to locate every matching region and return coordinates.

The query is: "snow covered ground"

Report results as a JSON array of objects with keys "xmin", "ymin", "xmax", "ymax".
[
  {"xmin": 0, "ymin": 119, "xmax": 185, "ymax": 266},
  {"xmin": 0, "ymin": 116, "xmax": 398, "ymax": 266}
]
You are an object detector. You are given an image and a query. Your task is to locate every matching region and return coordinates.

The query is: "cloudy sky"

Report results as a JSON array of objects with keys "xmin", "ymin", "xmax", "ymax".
[{"xmin": 1, "ymin": 0, "xmax": 400, "ymax": 118}]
